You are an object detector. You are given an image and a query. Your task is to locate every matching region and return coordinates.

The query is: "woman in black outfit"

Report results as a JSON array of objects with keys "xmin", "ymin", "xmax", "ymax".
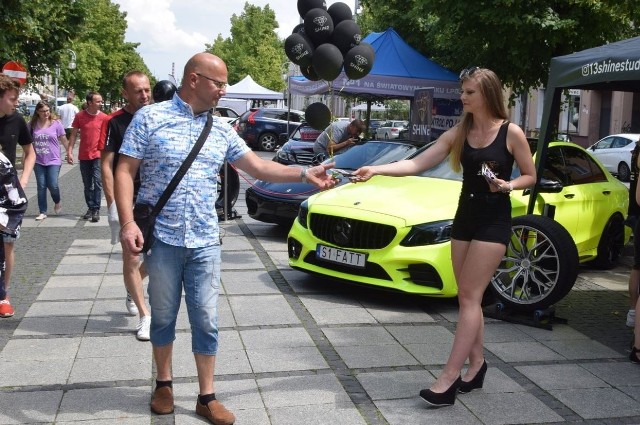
[{"xmin": 352, "ymin": 67, "xmax": 537, "ymax": 407}]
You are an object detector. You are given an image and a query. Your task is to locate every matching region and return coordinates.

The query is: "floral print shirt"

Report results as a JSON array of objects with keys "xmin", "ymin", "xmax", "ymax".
[{"xmin": 121, "ymin": 95, "xmax": 250, "ymax": 248}]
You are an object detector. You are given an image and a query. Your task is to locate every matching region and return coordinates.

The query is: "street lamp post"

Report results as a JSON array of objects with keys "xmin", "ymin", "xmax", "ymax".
[{"xmin": 54, "ymin": 49, "xmax": 77, "ymax": 110}]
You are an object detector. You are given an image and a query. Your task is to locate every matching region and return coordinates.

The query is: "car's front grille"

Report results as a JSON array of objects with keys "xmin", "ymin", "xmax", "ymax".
[
  {"xmin": 294, "ymin": 151, "xmax": 315, "ymax": 165},
  {"xmin": 309, "ymin": 214, "xmax": 397, "ymax": 249}
]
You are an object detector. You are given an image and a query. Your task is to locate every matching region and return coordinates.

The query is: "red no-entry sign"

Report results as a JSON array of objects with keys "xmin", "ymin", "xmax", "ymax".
[{"xmin": 2, "ymin": 61, "xmax": 28, "ymax": 85}]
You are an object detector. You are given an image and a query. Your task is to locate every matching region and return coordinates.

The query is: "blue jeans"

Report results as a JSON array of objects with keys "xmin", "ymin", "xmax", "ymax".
[
  {"xmin": 79, "ymin": 159, "xmax": 102, "ymax": 210},
  {"xmin": 144, "ymin": 240, "xmax": 221, "ymax": 355},
  {"xmin": 34, "ymin": 163, "xmax": 61, "ymax": 214}
]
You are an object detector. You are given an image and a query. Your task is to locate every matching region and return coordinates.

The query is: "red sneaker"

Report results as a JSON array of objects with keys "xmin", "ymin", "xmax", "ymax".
[{"xmin": 0, "ymin": 298, "xmax": 14, "ymax": 317}]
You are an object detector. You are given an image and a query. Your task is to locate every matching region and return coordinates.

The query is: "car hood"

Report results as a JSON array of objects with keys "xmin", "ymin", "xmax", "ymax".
[
  {"xmin": 280, "ymin": 140, "xmax": 314, "ymax": 150},
  {"xmin": 307, "ymin": 175, "xmax": 463, "ymax": 227},
  {"xmin": 252, "ymin": 174, "xmax": 353, "ymax": 198}
]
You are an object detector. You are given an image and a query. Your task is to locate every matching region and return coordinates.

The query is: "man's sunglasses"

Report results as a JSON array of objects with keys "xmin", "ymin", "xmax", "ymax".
[{"xmin": 459, "ymin": 66, "xmax": 479, "ymax": 80}]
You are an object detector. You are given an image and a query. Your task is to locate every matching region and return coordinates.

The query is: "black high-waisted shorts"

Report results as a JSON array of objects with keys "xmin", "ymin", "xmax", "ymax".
[{"xmin": 451, "ymin": 192, "xmax": 512, "ymax": 245}]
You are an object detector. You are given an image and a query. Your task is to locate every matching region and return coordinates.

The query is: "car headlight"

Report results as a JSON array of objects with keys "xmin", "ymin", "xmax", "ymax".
[
  {"xmin": 275, "ymin": 149, "xmax": 294, "ymax": 162},
  {"xmin": 297, "ymin": 201, "xmax": 309, "ymax": 228},
  {"xmin": 400, "ymin": 220, "xmax": 453, "ymax": 246}
]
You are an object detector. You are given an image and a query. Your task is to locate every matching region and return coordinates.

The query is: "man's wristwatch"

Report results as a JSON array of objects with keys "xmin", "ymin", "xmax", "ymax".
[{"xmin": 300, "ymin": 167, "xmax": 308, "ymax": 183}]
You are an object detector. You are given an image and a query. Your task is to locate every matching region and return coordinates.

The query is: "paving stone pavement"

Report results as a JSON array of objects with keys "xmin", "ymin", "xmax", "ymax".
[{"xmin": 1, "ymin": 154, "xmax": 639, "ymax": 424}]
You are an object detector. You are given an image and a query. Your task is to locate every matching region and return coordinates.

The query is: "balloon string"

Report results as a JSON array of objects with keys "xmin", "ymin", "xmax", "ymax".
[{"xmin": 328, "ymin": 83, "xmax": 335, "ymax": 159}]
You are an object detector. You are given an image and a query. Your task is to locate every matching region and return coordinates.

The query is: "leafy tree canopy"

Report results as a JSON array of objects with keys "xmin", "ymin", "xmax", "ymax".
[
  {"xmin": 66, "ymin": 0, "xmax": 151, "ymax": 102},
  {"xmin": 0, "ymin": 0, "xmax": 86, "ymax": 83},
  {"xmin": 206, "ymin": 2, "xmax": 287, "ymax": 92},
  {"xmin": 1, "ymin": 0, "xmax": 151, "ymax": 103},
  {"xmin": 359, "ymin": 0, "xmax": 640, "ymax": 95}
]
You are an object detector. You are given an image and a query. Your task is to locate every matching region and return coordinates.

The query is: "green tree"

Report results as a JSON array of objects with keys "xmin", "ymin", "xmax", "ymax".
[
  {"xmin": 1, "ymin": 0, "xmax": 151, "ymax": 104},
  {"xmin": 359, "ymin": 0, "xmax": 640, "ymax": 95},
  {"xmin": 385, "ymin": 99, "xmax": 409, "ymax": 120},
  {"xmin": 57, "ymin": 0, "xmax": 151, "ymax": 104},
  {"xmin": 206, "ymin": 2, "xmax": 287, "ymax": 91},
  {"xmin": 0, "ymin": 0, "xmax": 86, "ymax": 84}
]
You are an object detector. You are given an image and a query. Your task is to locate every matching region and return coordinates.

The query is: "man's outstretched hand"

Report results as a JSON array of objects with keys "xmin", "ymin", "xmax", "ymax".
[{"xmin": 304, "ymin": 163, "xmax": 338, "ymax": 190}]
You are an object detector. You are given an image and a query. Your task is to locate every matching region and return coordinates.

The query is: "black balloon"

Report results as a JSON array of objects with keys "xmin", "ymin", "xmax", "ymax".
[
  {"xmin": 292, "ymin": 23, "xmax": 306, "ymax": 37},
  {"xmin": 305, "ymin": 102, "xmax": 331, "ymax": 131},
  {"xmin": 331, "ymin": 19, "xmax": 361, "ymax": 55},
  {"xmin": 304, "ymin": 8, "xmax": 334, "ymax": 46},
  {"xmin": 300, "ymin": 64, "xmax": 321, "ymax": 81},
  {"xmin": 312, "ymin": 43, "xmax": 343, "ymax": 81},
  {"xmin": 327, "ymin": 2, "xmax": 353, "ymax": 27},
  {"xmin": 297, "ymin": 0, "xmax": 326, "ymax": 19},
  {"xmin": 284, "ymin": 33, "xmax": 314, "ymax": 67},
  {"xmin": 152, "ymin": 80, "xmax": 177, "ymax": 102},
  {"xmin": 344, "ymin": 42, "xmax": 375, "ymax": 80}
]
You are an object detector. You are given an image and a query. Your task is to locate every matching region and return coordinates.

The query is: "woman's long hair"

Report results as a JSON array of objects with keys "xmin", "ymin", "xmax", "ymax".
[
  {"xmin": 449, "ymin": 68, "xmax": 509, "ymax": 172},
  {"xmin": 28, "ymin": 100, "xmax": 59, "ymax": 134}
]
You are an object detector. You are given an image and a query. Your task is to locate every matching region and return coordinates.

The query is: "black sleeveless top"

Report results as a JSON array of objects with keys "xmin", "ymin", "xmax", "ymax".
[{"xmin": 460, "ymin": 121, "xmax": 514, "ymax": 194}]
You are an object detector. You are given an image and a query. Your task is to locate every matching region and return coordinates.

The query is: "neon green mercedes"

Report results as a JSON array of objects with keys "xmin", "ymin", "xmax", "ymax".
[{"xmin": 287, "ymin": 141, "xmax": 629, "ymax": 311}]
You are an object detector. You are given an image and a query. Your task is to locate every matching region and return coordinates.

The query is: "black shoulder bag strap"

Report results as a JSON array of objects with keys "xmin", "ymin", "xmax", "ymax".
[{"xmin": 151, "ymin": 112, "xmax": 213, "ymax": 216}]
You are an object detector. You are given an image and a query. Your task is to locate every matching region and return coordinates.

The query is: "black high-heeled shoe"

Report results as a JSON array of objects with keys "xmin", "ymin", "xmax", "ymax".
[
  {"xmin": 630, "ymin": 347, "xmax": 640, "ymax": 364},
  {"xmin": 419, "ymin": 376, "xmax": 461, "ymax": 407},
  {"xmin": 459, "ymin": 360, "xmax": 487, "ymax": 394}
]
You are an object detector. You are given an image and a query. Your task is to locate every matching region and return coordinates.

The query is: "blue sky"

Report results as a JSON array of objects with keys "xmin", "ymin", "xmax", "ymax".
[{"xmin": 112, "ymin": 0, "xmax": 349, "ymax": 82}]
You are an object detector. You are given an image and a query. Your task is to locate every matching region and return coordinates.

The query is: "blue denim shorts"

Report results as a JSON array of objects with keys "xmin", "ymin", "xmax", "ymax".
[{"xmin": 144, "ymin": 239, "xmax": 221, "ymax": 355}]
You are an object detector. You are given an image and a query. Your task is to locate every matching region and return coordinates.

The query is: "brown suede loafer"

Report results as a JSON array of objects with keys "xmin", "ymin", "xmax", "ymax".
[
  {"xmin": 195, "ymin": 399, "xmax": 235, "ymax": 425},
  {"xmin": 150, "ymin": 386, "xmax": 174, "ymax": 415}
]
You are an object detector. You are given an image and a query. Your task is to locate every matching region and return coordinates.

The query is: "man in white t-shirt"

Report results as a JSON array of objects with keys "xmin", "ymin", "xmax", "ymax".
[{"xmin": 57, "ymin": 96, "xmax": 79, "ymax": 138}]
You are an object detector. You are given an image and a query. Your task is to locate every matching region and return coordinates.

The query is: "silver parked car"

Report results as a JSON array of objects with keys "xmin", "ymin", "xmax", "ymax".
[
  {"xmin": 587, "ymin": 133, "xmax": 640, "ymax": 182},
  {"xmin": 374, "ymin": 120, "xmax": 408, "ymax": 140}
]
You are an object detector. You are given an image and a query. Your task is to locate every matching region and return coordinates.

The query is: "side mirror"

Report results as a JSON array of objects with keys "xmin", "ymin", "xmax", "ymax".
[{"xmin": 536, "ymin": 177, "xmax": 564, "ymax": 193}]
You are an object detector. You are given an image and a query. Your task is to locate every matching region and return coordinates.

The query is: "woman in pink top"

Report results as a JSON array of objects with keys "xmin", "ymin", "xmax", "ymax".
[{"xmin": 28, "ymin": 101, "xmax": 69, "ymax": 220}]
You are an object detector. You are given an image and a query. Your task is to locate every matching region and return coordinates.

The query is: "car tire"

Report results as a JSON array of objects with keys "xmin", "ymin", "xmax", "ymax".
[
  {"xmin": 590, "ymin": 213, "xmax": 625, "ymax": 270},
  {"xmin": 259, "ymin": 132, "xmax": 278, "ymax": 152},
  {"xmin": 618, "ymin": 162, "xmax": 631, "ymax": 182},
  {"xmin": 216, "ymin": 162, "xmax": 240, "ymax": 218},
  {"xmin": 489, "ymin": 214, "xmax": 578, "ymax": 312}
]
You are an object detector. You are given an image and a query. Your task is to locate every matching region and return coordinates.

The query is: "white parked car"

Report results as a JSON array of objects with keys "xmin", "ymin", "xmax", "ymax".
[
  {"xmin": 374, "ymin": 120, "xmax": 408, "ymax": 139},
  {"xmin": 587, "ymin": 133, "xmax": 640, "ymax": 182}
]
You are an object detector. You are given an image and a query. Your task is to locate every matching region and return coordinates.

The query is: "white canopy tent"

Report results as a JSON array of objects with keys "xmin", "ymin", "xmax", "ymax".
[
  {"xmin": 18, "ymin": 91, "xmax": 41, "ymax": 105},
  {"xmin": 223, "ymin": 75, "xmax": 284, "ymax": 100}
]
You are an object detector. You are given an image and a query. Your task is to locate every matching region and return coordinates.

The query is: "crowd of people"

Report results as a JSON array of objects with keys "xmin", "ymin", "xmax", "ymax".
[
  {"xmin": 0, "ymin": 54, "xmax": 337, "ymax": 424},
  {"xmin": 1, "ymin": 57, "xmax": 640, "ymax": 424}
]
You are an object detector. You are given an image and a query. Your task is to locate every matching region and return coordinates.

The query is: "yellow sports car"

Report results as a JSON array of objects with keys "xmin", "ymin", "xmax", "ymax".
[{"xmin": 287, "ymin": 141, "xmax": 629, "ymax": 311}]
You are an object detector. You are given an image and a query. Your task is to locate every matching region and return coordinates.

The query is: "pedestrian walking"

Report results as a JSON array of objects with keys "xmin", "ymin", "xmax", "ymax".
[
  {"xmin": 57, "ymin": 94, "xmax": 79, "ymax": 138},
  {"xmin": 67, "ymin": 91, "xmax": 108, "ymax": 222},
  {"xmin": 115, "ymin": 52, "xmax": 336, "ymax": 424},
  {"xmin": 100, "ymin": 71, "xmax": 152, "ymax": 340},
  {"xmin": 28, "ymin": 100, "xmax": 69, "ymax": 219},
  {"xmin": 0, "ymin": 73, "xmax": 35, "ymax": 318}
]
